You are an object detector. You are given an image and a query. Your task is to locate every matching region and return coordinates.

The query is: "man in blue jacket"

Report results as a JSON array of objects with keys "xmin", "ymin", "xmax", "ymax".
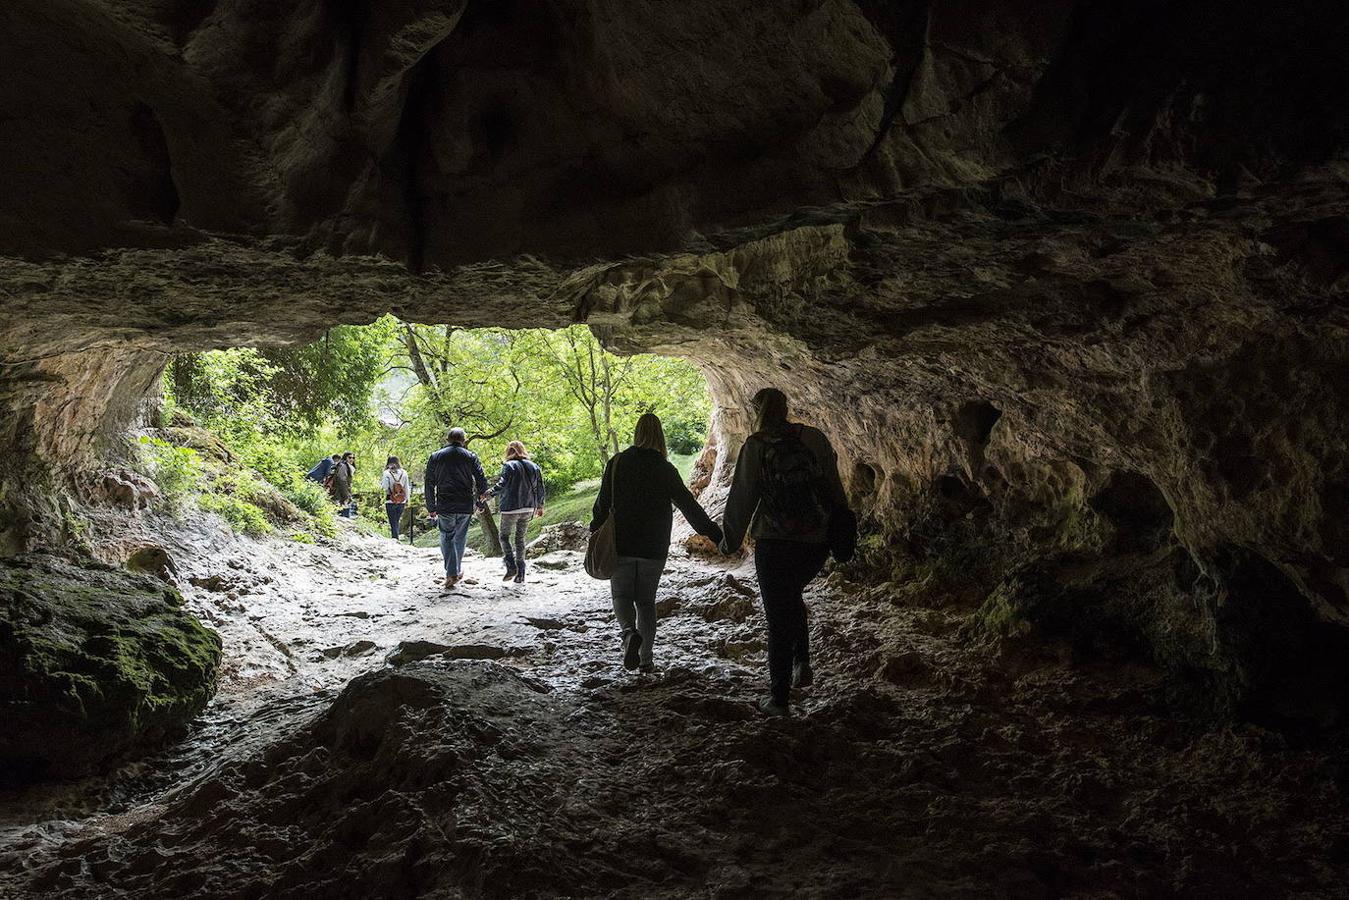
[
  {"xmin": 425, "ymin": 428, "xmax": 488, "ymax": 590},
  {"xmin": 306, "ymin": 453, "xmax": 340, "ymax": 484}
]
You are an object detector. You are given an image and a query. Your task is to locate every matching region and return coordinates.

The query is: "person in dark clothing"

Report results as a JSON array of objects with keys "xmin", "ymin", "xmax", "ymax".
[
  {"xmin": 719, "ymin": 387, "xmax": 847, "ymax": 717},
  {"xmin": 486, "ymin": 440, "xmax": 546, "ymax": 584},
  {"xmin": 306, "ymin": 454, "xmax": 340, "ymax": 484},
  {"xmin": 330, "ymin": 452, "xmax": 357, "ymax": 518},
  {"xmin": 591, "ymin": 413, "xmax": 723, "ymax": 672},
  {"xmin": 425, "ymin": 428, "xmax": 489, "ymax": 590}
]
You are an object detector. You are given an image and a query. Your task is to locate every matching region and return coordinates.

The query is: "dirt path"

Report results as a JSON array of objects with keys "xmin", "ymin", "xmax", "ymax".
[{"xmin": 3, "ymin": 525, "xmax": 1347, "ymax": 897}]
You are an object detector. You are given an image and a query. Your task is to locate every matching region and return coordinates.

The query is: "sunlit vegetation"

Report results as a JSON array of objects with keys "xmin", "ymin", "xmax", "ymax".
[{"xmin": 152, "ymin": 320, "xmax": 710, "ymax": 542}]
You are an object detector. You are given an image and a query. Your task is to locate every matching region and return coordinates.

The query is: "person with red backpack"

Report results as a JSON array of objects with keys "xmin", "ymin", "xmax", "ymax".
[
  {"xmin": 720, "ymin": 387, "xmax": 850, "ymax": 717},
  {"xmin": 381, "ymin": 455, "xmax": 412, "ymax": 540}
]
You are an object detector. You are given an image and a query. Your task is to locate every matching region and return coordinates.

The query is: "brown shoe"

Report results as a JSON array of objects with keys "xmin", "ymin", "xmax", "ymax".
[{"xmin": 442, "ymin": 575, "xmax": 458, "ymax": 591}]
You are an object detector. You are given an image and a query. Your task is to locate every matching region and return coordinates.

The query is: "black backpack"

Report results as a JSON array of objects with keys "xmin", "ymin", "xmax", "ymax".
[{"xmin": 759, "ymin": 425, "xmax": 831, "ymax": 537}]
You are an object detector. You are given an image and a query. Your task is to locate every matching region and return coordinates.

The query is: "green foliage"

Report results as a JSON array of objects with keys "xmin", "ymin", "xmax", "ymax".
[
  {"xmin": 137, "ymin": 436, "xmax": 202, "ymax": 512},
  {"xmin": 158, "ymin": 320, "xmax": 709, "ymax": 543},
  {"xmin": 391, "ymin": 324, "xmax": 709, "ymax": 494},
  {"xmin": 136, "ymin": 428, "xmax": 336, "ymax": 541},
  {"xmin": 165, "ymin": 316, "xmax": 398, "ymax": 441},
  {"xmin": 199, "ymin": 493, "xmax": 273, "ymax": 536},
  {"xmin": 282, "ymin": 478, "xmax": 332, "ymax": 518},
  {"xmin": 257, "ymin": 318, "xmax": 398, "ymax": 435}
]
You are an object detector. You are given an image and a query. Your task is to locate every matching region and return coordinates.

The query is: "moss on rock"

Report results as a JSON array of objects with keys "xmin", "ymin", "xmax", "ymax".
[{"xmin": 0, "ymin": 554, "xmax": 221, "ymax": 782}]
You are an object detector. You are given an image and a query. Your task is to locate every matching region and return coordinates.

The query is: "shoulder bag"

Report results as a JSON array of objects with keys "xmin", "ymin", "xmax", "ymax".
[{"xmin": 584, "ymin": 455, "xmax": 620, "ymax": 579}]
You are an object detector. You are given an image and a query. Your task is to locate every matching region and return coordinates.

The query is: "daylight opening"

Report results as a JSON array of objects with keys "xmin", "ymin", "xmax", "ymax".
[{"xmin": 148, "ymin": 320, "xmax": 712, "ymax": 555}]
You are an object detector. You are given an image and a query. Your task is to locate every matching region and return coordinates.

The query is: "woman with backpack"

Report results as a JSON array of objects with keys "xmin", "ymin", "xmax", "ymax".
[
  {"xmin": 719, "ymin": 387, "xmax": 848, "ymax": 716},
  {"xmin": 591, "ymin": 413, "xmax": 724, "ymax": 673},
  {"xmin": 381, "ymin": 455, "xmax": 411, "ymax": 539},
  {"xmin": 485, "ymin": 441, "xmax": 546, "ymax": 583}
]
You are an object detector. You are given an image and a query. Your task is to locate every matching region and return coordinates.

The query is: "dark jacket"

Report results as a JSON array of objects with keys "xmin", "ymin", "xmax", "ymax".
[
  {"xmin": 488, "ymin": 458, "xmax": 547, "ymax": 512},
  {"xmin": 720, "ymin": 422, "xmax": 847, "ymax": 552},
  {"xmin": 590, "ymin": 447, "xmax": 723, "ymax": 560},
  {"xmin": 425, "ymin": 445, "xmax": 489, "ymax": 515},
  {"xmin": 330, "ymin": 460, "xmax": 354, "ymax": 502},
  {"xmin": 306, "ymin": 457, "xmax": 335, "ymax": 483}
]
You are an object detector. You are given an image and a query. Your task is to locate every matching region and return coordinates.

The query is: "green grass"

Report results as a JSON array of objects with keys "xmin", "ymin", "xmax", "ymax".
[{"xmin": 410, "ymin": 451, "xmax": 697, "ymax": 551}]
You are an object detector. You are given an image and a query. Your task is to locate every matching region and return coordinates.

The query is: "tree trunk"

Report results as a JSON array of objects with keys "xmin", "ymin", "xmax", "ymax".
[
  {"xmin": 600, "ymin": 352, "xmax": 616, "ymax": 456},
  {"xmin": 477, "ymin": 507, "xmax": 502, "ymax": 557}
]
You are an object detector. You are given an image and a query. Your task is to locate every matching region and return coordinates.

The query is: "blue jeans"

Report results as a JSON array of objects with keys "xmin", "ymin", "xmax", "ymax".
[
  {"xmin": 386, "ymin": 502, "xmax": 406, "ymax": 540},
  {"xmin": 437, "ymin": 513, "xmax": 473, "ymax": 577}
]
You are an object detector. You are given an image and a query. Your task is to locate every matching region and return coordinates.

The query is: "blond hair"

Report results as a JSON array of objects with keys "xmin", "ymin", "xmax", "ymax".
[
  {"xmin": 632, "ymin": 412, "xmax": 667, "ymax": 457},
  {"xmin": 504, "ymin": 440, "xmax": 529, "ymax": 460}
]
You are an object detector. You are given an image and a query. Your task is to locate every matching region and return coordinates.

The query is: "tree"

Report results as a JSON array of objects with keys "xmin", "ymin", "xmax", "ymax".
[
  {"xmin": 398, "ymin": 325, "xmax": 522, "ymax": 444},
  {"xmin": 167, "ymin": 318, "xmax": 396, "ymax": 440},
  {"xmin": 394, "ymin": 325, "xmax": 536, "ymax": 555},
  {"xmin": 536, "ymin": 327, "xmax": 635, "ymax": 466}
]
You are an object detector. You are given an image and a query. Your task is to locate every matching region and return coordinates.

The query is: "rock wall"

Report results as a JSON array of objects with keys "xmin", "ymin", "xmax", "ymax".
[{"xmin": 1, "ymin": 0, "xmax": 1347, "ymax": 713}]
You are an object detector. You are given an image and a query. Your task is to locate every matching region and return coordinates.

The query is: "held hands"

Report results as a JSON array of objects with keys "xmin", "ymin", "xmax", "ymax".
[{"xmin": 534, "ymin": 507, "xmax": 545, "ymax": 518}]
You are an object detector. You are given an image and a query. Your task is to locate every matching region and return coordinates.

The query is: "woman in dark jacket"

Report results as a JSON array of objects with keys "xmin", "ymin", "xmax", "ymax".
[
  {"xmin": 720, "ymin": 388, "xmax": 847, "ymax": 717},
  {"xmin": 486, "ymin": 440, "xmax": 546, "ymax": 584},
  {"xmin": 591, "ymin": 413, "xmax": 723, "ymax": 672}
]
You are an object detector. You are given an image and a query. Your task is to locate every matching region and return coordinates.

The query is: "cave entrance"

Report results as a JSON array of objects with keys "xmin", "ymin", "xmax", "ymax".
[{"xmin": 152, "ymin": 318, "xmax": 716, "ymax": 559}]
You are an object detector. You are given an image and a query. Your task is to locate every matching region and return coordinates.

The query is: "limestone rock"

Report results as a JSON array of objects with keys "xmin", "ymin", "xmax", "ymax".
[
  {"xmin": 385, "ymin": 639, "xmax": 452, "ymax": 666},
  {"xmin": 531, "ymin": 551, "xmax": 582, "ymax": 571},
  {"xmin": 0, "ymin": 554, "xmax": 221, "ymax": 782},
  {"xmin": 0, "ymin": 0, "xmax": 1346, "ymax": 715},
  {"xmin": 385, "ymin": 640, "xmax": 518, "ymax": 666},
  {"xmin": 526, "ymin": 522, "xmax": 590, "ymax": 557},
  {"xmin": 124, "ymin": 546, "xmax": 178, "ymax": 584}
]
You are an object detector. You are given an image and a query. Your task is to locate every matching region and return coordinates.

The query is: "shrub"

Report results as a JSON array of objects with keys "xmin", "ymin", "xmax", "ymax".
[
  {"xmin": 199, "ymin": 494, "xmax": 272, "ymax": 535},
  {"xmin": 309, "ymin": 511, "xmax": 338, "ymax": 539},
  {"xmin": 137, "ymin": 436, "xmax": 202, "ymax": 511},
  {"xmin": 282, "ymin": 478, "xmax": 331, "ymax": 517},
  {"xmin": 664, "ymin": 416, "xmax": 706, "ymax": 456}
]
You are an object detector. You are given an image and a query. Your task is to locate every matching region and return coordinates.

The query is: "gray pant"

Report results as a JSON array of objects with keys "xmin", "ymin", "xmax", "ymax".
[
  {"xmin": 611, "ymin": 555, "xmax": 664, "ymax": 666},
  {"xmin": 500, "ymin": 510, "xmax": 531, "ymax": 569}
]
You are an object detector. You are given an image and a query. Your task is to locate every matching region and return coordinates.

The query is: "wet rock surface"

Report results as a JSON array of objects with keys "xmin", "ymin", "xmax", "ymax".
[
  {"xmin": 0, "ymin": 554, "xmax": 221, "ymax": 782},
  {"xmin": 1, "ymin": 530, "xmax": 1346, "ymax": 897}
]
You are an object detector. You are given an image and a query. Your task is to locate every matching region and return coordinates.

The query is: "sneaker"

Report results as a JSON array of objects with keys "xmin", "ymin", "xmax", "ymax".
[
  {"xmin": 622, "ymin": 631, "xmax": 643, "ymax": 670},
  {"xmin": 757, "ymin": 696, "xmax": 790, "ymax": 717},
  {"xmin": 502, "ymin": 568, "xmax": 517, "ymax": 582},
  {"xmin": 514, "ymin": 571, "xmax": 525, "ymax": 584},
  {"xmin": 442, "ymin": 576, "xmax": 457, "ymax": 591},
  {"xmin": 638, "ymin": 663, "xmax": 657, "ymax": 675},
  {"xmin": 792, "ymin": 661, "xmax": 814, "ymax": 688}
]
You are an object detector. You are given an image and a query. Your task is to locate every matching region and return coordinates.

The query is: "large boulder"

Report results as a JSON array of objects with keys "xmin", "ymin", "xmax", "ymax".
[
  {"xmin": 0, "ymin": 554, "xmax": 221, "ymax": 782},
  {"xmin": 526, "ymin": 521, "xmax": 590, "ymax": 558}
]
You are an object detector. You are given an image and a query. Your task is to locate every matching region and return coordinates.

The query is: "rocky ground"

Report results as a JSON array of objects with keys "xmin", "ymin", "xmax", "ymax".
[{"xmin": 1, "ymin": 524, "xmax": 1346, "ymax": 898}]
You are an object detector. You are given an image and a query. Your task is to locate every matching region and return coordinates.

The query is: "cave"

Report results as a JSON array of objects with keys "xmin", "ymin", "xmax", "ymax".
[{"xmin": 2, "ymin": 1, "xmax": 1348, "ymax": 896}]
